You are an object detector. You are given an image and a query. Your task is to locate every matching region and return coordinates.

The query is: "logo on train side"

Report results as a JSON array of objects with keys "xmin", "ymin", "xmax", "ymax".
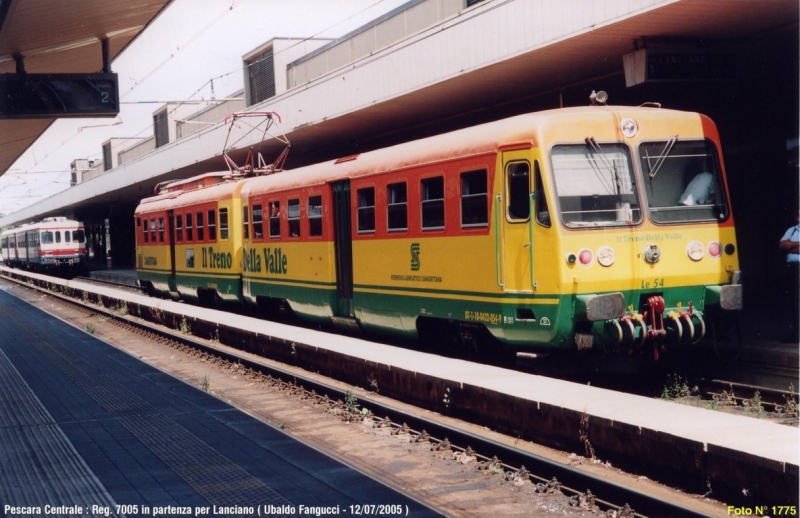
[
  {"xmin": 243, "ymin": 247, "xmax": 288, "ymax": 275},
  {"xmin": 410, "ymin": 243, "xmax": 421, "ymax": 271}
]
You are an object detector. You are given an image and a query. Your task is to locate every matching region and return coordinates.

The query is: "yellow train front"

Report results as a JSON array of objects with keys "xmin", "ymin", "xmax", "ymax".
[{"xmin": 238, "ymin": 104, "xmax": 741, "ymax": 357}]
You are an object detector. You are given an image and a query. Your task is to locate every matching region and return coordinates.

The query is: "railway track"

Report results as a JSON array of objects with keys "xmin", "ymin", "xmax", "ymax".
[{"xmin": 2, "ymin": 270, "xmax": 718, "ymax": 517}]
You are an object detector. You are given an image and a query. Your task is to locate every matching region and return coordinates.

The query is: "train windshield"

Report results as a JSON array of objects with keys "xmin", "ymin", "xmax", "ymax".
[
  {"xmin": 638, "ymin": 139, "xmax": 728, "ymax": 224},
  {"xmin": 41, "ymin": 231, "xmax": 54, "ymax": 244},
  {"xmin": 73, "ymin": 230, "xmax": 85, "ymax": 243},
  {"xmin": 550, "ymin": 142, "xmax": 641, "ymax": 228}
]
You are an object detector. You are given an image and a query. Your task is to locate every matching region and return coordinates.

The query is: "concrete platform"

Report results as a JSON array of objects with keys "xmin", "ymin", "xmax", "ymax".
[
  {"xmin": 3, "ymin": 266, "xmax": 798, "ymax": 506},
  {"xmin": 0, "ymin": 285, "xmax": 437, "ymax": 516}
]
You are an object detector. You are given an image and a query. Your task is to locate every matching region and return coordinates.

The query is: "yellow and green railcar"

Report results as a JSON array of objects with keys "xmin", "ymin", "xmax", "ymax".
[
  {"xmin": 239, "ymin": 105, "xmax": 741, "ymax": 356},
  {"xmin": 135, "ymin": 173, "xmax": 244, "ymax": 306}
]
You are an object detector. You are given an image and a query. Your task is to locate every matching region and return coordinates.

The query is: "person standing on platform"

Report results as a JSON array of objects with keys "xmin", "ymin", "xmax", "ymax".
[{"xmin": 779, "ymin": 214, "xmax": 800, "ymax": 343}]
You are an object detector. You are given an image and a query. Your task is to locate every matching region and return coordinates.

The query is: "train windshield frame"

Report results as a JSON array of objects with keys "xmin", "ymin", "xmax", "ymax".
[
  {"xmin": 550, "ymin": 141, "xmax": 642, "ymax": 228},
  {"xmin": 637, "ymin": 139, "xmax": 728, "ymax": 224}
]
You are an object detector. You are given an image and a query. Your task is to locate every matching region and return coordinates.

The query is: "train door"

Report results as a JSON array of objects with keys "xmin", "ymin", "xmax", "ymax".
[
  {"xmin": 499, "ymin": 149, "xmax": 535, "ymax": 293},
  {"xmin": 167, "ymin": 209, "xmax": 177, "ymax": 284},
  {"xmin": 331, "ymin": 180, "xmax": 356, "ymax": 322}
]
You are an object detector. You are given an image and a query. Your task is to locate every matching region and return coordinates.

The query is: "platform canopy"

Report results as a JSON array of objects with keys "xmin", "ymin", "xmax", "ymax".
[{"xmin": 0, "ymin": 0, "xmax": 173, "ymax": 176}]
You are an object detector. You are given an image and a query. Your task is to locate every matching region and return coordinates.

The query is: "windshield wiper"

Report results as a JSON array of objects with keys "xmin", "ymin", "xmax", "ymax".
[
  {"xmin": 585, "ymin": 137, "xmax": 619, "ymax": 195},
  {"xmin": 646, "ymin": 135, "xmax": 678, "ymax": 179}
]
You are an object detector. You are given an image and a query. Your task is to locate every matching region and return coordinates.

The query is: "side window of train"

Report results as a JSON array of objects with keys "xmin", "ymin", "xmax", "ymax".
[
  {"xmin": 149, "ymin": 219, "xmax": 156, "ymax": 243},
  {"xmin": 269, "ymin": 201, "xmax": 281, "ymax": 238},
  {"xmin": 176, "ymin": 215, "xmax": 183, "ymax": 242},
  {"xmin": 56, "ymin": 231, "xmax": 61, "ymax": 244},
  {"xmin": 308, "ymin": 195, "xmax": 322, "ymax": 236},
  {"xmin": 507, "ymin": 161, "xmax": 531, "ymax": 222},
  {"xmin": 65, "ymin": 231, "xmax": 71, "ymax": 243},
  {"xmin": 421, "ymin": 176, "xmax": 445, "ymax": 230},
  {"xmin": 387, "ymin": 182, "xmax": 408, "ymax": 231},
  {"xmin": 208, "ymin": 210, "xmax": 216, "ymax": 241},
  {"xmin": 461, "ymin": 169, "xmax": 488, "ymax": 227},
  {"xmin": 252, "ymin": 204, "xmax": 263, "ymax": 239},
  {"xmin": 357, "ymin": 187, "xmax": 375, "ymax": 233},
  {"xmin": 219, "ymin": 208, "xmax": 229, "ymax": 240},
  {"xmin": 197, "ymin": 212, "xmax": 205, "ymax": 241},
  {"xmin": 288, "ymin": 199, "xmax": 301, "ymax": 237},
  {"xmin": 186, "ymin": 213, "xmax": 193, "ymax": 241},
  {"xmin": 158, "ymin": 217, "xmax": 165, "ymax": 242},
  {"xmin": 243, "ymin": 206, "xmax": 250, "ymax": 239},
  {"xmin": 534, "ymin": 161, "xmax": 551, "ymax": 227}
]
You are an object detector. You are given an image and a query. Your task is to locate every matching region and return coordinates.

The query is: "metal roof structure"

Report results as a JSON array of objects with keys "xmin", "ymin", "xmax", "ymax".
[
  {"xmin": 0, "ymin": 0, "xmax": 174, "ymax": 177},
  {"xmin": 0, "ymin": 0, "xmax": 797, "ymax": 228}
]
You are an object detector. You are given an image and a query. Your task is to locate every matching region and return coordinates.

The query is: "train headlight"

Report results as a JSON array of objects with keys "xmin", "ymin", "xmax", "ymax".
[
  {"xmin": 686, "ymin": 240, "xmax": 704, "ymax": 261},
  {"xmin": 578, "ymin": 248, "xmax": 593, "ymax": 266},
  {"xmin": 707, "ymin": 241, "xmax": 722, "ymax": 259},
  {"xmin": 620, "ymin": 118, "xmax": 638, "ymax": 138},
  {"xmin": 597, "ymin": 246, "xmax": 615, "ymax": 267}
]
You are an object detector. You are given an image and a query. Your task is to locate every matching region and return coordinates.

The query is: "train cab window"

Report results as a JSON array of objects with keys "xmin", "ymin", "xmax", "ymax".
[
  {"xmin": 208, "ymin": 210, "xmax": 216, "ymax": 240},
  {"xmin": 506, "ymin": 162, "xmax": 530, "ymax": 222},
  {"xmin": 534, "ymin": 161, "xmax": 551, "ymax": 227},
  {"xmin": 176, "ymin": 215, "xmax": 183, "ymax": 242},
  {"xmin": 41, "ymin": 231, "xmax": 53, "ymax": 244},
  {"xmin": 150, "ymin": 219, "xmax": 157, "ymax": 242},
  {"xmin": 197, "ymin": 212, "xmax": 205, "ymax": 241},
  {"xmin": 269, "ymin": 202, "xmax": 281, "ymax": 238},
  {"xmin": 243, "ymin": 206, "xmax": 250, "ymax": 239},
  {"xmin": 387, "ymin": 182, "xmax": 407, "ymax": 231},
  {"xmin": 65, "ymin": 231, "xmax": 71, "ymax": 243},
  {"xmin": 73, "ymin": 230, "xmax": 85, "ymax": 243},
  {"xmin": 638, "ymin": 139, "xmax": 728, "ymax": 224},
  {"xmin": 219, "ymin": 208, "xmax": 229, "ymax": 239},
  {"xmin": 55, "ymin": 231, "xmax": 62, "ymax": 244},
  {"xmin": 252, "ymin": 204, "xmax": 262, "ymax": 239},
  {"xmin": 308, "ymin": 195, "xmax": 322, "ymax": 236},
  {"xmin": 357, "ymin": 188, "xmax": 375, "ymax": 233},
  {"xmin": 158, "ymin": 218, "xmax": 165, "ymax": 242},
  {"xmin": 421, "ymin": 177, "xmax": 444, "ymax": 230},
  {"xmin": 186, "ymin": 213, "xmax": 193, "ymax": 241},
  {"xmin": 288, "ymin": 199, "xmax": 301, "ymax": 237},
  {"xmin": 551, "ymin": 142, "xmax": 641, "ymax": 228},
  {"xmin": 461, "ymin": 170, "xmax": 488, "ymax": 227}
]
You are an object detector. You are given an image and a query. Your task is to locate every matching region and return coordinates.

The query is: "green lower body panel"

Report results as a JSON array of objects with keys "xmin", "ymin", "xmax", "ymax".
[{"xmin": 145, "ymin": 267, "xmax": 736, "ymax": 353}]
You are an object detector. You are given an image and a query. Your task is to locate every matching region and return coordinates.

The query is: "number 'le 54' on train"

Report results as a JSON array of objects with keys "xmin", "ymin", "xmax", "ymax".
[{"xmin": 135, "ymin": 103, "xmax": 742, "ymax": 358}]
